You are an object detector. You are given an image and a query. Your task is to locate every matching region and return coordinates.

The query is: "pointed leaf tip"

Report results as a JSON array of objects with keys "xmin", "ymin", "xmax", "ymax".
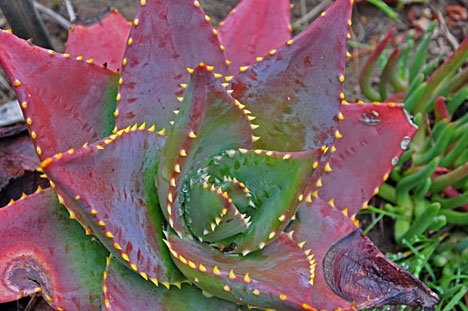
[
  {"xmin": 116, "ymin": 0, "xmax": 228, "ymax": 131},
  {"xmin": 231, "ymin": 0, "xmax": 352, "ymax": 152},
  {"xmin": 323, "ymin": 230, "xmax": 440, "ymax": 310},
  {"xmin": 65, "ymin": 10, "xmax": 131, "ymax": 71},
  {"xmin": 0, "ymin": 30, "xmax": 119, "ymax": 160},
  {"xmin": 318, "ymin": 103, "xmax": 417, "ymax": 216},
  {"xmin": 218, "ymin": 0, "xmax": 291, "ymax": 74}
]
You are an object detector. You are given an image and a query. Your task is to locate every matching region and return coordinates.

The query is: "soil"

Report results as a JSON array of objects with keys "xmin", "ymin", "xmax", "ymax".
[{"xmin": 0, "ymin": 0, "xmax": 467, "ymax": 310}]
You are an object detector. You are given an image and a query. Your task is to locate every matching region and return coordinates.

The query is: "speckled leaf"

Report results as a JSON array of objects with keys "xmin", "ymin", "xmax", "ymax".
[
  {"xmin": 218, "ymin": 0, "xmax": 291, "ymax": 74},
  {"xmin": 157, "ymin": 66, "xmax": 252, "ymax": 236},
  {"xmin": 102, "ymin": 256, "xmax": 239, "ymax": 311},
  {"xmin": 0, "ymin": 188, "xmax": 108, "ymax": 310},
  {"xmin": 291, "ymin": 198, "xmax": 439, "ymax": 310},
  {"xmin": 0, "ymin": 30, "xmax": 119, "ymax": 160},
  {"xmin": 318, "ymin": 102, "xmax": 418, "ymax": 216},
  {"xmin": 230, "ymin": 0, "xmax": 352, "ymax": 152},
  {"xmin": 165, "ymin": 232, "xmax": 314, "ymax": 310},
  {"xmin": 206, "ymin": 148, "xmax": 322, "ymax": 254},
  {"xmin": 43, "ymin": 129, "xmax": 184, "ymax": 284},
  {"xmin": 65, "ymin": 10, "xmax": 131, "ymax": 71},
  {"xmin": 116, "ymin": 0, "xmax": 228, "ymax": 131}
]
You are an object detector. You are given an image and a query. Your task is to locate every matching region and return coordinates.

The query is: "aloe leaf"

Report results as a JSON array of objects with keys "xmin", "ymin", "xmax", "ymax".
[
  {"xmin": 290, "ymin": 200, "xmax": 357, "ymax": 310},
  {"xmin": 65, "ymin": 10, "xmax": 131, "ymax": 71},
  {"xmin": 318, "ymin": 102, "xmax": 417, "ymax": 216},
  {"xmin": 217, "ymin": 0, "xmax": 291, "ymax": 74},
  {"xmin": 165, "ymin": 232, "xmax": 314, "ymax": 310},
  {"xmin": 360, "ymin": 28, "xmax": 395, "ymax": 102},
  {"xmin": 231, "ymin": 0, "xmax": 352, "ymax": 151},
  {"xmin": 116, "ymin": 0, "xmax": 228, "ymax": 131},
  {"xmin": 0, "ymin": 30, "xmax": 119, "ymax": 160},
  {"xmin": 43, "ymin": 129, "xmax": 184, "ymax": 284},
  {"xmin": 291, "ymin": 198, "xmax": 440, "ymax": 310},
  {"xmin": 0, "ymin": 188, "xmax": 108, "ymax": 310},
  {"xmin": 157, "ymin": 66, "xmax": 253, "ymax": 236},
  {"xmin": 183, "ymin": 179, "xmax": 248, "ymax": 242},
  {"xmin": 206, "ymin": 148, "xmax": 323, "ymax": 254},
  {"xmin": 102, "ymin": 256, "xmax": 239, "ymax": 311}
]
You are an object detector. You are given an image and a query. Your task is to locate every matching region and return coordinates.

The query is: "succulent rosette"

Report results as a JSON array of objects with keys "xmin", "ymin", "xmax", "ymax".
[{"xmin": 0, "ymin": 0, "xmax": 440, "ymax": 310}]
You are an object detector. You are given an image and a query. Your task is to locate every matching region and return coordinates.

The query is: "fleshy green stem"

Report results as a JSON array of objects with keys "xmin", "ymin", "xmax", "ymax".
[{"xmin": 431, "ymin": 162, "xmax": 468, "ymax": 193}]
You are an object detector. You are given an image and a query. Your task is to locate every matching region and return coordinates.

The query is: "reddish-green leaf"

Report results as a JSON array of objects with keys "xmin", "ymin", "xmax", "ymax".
[
  {"xmin": 65, "ymin": 10, "xmax": 131, "ymax": 71},
  {"xmin": 291, "ymin": 198, "xmax": 440, "ymax": 310},
  {"xmin": 318, "ymin": 102, "xmax": 417, "ymax": 216},
  {"xmin": 217, "ymin": 0, "xmax": 291, "ymax": 75},
  {"xmin": 43, "ymin": 129, "xmax": 184, "ymax": 284},
  {"xmin": 230, "ymin": 0, "xmax": 352, "ymax": 152},
  {"xmin": 102, "ymin": 256, "xmax": 239, "ymax": 311},
  {"xmin": 166, "ymin": 232, "xmax": 314, "ymax": 310},
  {"xmin": 157, "ymin": 66, "xmax": 252, "ymax": 236},
  {"xmin": 206, "ymin": 149, "xmax": 322, "ymax": 254},
  {"xmin": 0, "ymin": 30, "xmax": 119, "ymax": 160},
  {"xmin": 115, "ymin": 0, "xmax": 228, "ymax": 131},
  {"xmin": 0, "ymin": 188, "xmax": 108, "ymax": 310},
  {"xmin": 183, "ymin": 180, "xmax": 248, "ymax": 242}
]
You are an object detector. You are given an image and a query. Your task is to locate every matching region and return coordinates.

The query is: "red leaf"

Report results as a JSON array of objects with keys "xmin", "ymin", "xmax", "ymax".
[
  {"xmin": 317, "ymin": 102, "xmax": 417, "ymax": 216},
  {"xmin": 291, "ymin": 198, "xmax": 439, "ymax": 310},
  {"xmin": 218, "ymin": 0, "xmax": 291, "ymax": 75},
  {"xmin": 166, "ymin": 232, "xmax": 314, "ymax": 310},
  {"xmin": 0, "ymin": 188, "xmax": 108, "ymax": 310},
  {"xmin": 115, "ymin": 0, "xmax": 228, "ymax": 132},
  {"xmin": 65, "ymin": 10, "xmax": 131, "ymax": 71},
  {"xmin": 231, "ymin": 0, "xmax": 352, "ymax": 152},
  {"xmin": 43, "ymin": 129, "xmax": 184, "ymax": 284},
  {"xmin": 0, "ymin": 30, "xmax": 119, "ymax": 160},
  {"xmin": 102, "ymin": 256, "xmax": 240, "ymax": 311}
]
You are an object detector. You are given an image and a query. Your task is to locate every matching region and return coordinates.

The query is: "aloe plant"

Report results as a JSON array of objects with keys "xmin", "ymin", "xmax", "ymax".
[{"xmin": 0, "ymin": 0, "xmax": 440, "ymax": 310}]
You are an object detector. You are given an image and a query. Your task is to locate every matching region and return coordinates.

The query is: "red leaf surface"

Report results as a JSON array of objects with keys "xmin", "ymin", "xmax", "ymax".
[
  {"xmin": 65, "ymin": 10, "xmax": 131, "ymax": 71},
  {"xmin": 291, "ymin": 198, "xmax": 439, "ymax": 310},
  {"xmin": 318, "ymin": 102, "xmax": 418, "ymax": 216},
  {"xmin": 0, "ymin": 188, "xmax": 108, "ymax": 310},
  {"xmin": 157, "ymin": 66, "xmax": 252, "ymax": 236},
  {"xmin": 218, "ymin": 0, "xmax": 291, "ymax": 75},
  {"xmin": 115, "ymin": 0, "xmax": 228, "ymax": 132},
  {"xmin": 43, "ymin": 129, "xmax": 184, "ymax": 285},
  {"xmin": 102, "ymin": 256, "xmax": 239, "ymax": 311},
  {"xmin": 166, "ymin": 232, "xmax": 314, "ymax": 310},
  {"xmin": 0, "ymin": 30, "xmax": 119, "ymax": 160},
  {"xmin": 231, "ymin": 0, "xmax": 352, "ymax": 152}
]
